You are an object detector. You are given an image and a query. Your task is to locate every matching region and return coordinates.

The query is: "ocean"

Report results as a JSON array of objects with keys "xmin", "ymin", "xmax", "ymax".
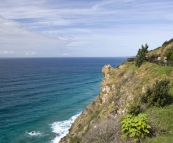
[{"xmin": 0, "ymin": 58, "xmax": 126, "ymax": 143}]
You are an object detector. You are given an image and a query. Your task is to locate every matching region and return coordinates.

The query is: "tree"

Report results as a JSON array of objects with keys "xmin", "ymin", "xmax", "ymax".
[
  {"xmin": 165, "ymin": 49, "xmax": 173, "ymax": 61},
  {"xmin": 135, "ymin": 44, "xmax": 148, "ymax": 67}
]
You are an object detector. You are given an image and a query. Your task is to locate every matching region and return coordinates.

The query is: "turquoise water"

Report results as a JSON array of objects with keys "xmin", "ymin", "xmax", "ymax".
[{"xmin": 0, "ymin": 58, "xmax": 126, "ymax": 143}]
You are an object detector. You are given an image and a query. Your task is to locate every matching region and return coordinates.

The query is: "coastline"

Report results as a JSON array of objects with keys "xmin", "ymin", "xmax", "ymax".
[{"xmin": 51, "ymin": 113, "xmax": 81, "ymax": 143}]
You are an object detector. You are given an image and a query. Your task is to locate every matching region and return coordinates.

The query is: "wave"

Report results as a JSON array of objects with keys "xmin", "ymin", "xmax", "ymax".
[
  {"xmin": 26, "ymin": 131, "xmax": 43, "ymax": 137},
  {"xmin": 51, "ymin": 113, "xmax": 81, "ymax": 143}
]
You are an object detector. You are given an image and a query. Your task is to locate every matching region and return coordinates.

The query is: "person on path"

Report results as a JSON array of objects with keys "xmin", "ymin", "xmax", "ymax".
[{"xmin": 164, "ymin": 58, "xmax": 167, "ymax": 66}]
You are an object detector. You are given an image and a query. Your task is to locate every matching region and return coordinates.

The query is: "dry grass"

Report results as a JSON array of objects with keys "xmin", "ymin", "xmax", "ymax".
[{"xmin": 82, "ymin": 117, "xmax": 132, "ymax": 143}]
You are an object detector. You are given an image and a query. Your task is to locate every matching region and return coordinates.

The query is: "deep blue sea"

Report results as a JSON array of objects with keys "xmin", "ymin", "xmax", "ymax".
[{"xmin": 0, "ymin": 58, "xmax": 126, "ymax": 143}]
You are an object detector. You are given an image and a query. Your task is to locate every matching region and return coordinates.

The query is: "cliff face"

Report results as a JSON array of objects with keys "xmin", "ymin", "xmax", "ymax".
[{"xmin": 60, "ymin": 41, "xmax": 173, "ymax": 143}]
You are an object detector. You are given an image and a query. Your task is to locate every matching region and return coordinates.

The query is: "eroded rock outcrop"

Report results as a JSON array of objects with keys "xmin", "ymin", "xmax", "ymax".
[{"xmin": 60, "ymin": 63, "xmax": 136, "ymax": 143}]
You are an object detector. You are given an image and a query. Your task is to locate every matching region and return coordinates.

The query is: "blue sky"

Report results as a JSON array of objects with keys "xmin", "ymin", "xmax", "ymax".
[{"xmin": 0, "ymin": 0, "xmax": 173, "ymax": 57}]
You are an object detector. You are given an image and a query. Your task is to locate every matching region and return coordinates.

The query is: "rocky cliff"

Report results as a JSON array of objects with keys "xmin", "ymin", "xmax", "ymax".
[{"xmin": 60, "ymin": 40, "xmax": 173, "ymax": 143}]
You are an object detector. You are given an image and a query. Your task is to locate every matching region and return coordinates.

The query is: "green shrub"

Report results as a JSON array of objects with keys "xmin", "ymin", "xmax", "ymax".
[
  {"xmin": 127, "ymin": 100, "xmax": 141, "ymax": 115},
  {"xmin": 121, "ymin": 114, "xmax": 151, "ymax": 143},
  {"xmin": 141, "ymin": 78, "xmax": 170, "ymax": 107},
  {"xmin": 135, "ymin": 44, "xmax": 148, "ymax": 67},
  {"xmin": 165, "ymin": 49, "xmax": 173, "ymax": 61}
]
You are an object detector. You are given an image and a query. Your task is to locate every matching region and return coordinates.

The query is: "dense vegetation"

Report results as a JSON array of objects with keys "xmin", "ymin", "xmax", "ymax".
[
  {"xmin": 125, "ymin": 78, "xmax": 172, "ymax": 142},
  {"xmin": 122, "ymin": 40, "xmax": 173, "ymax": 142},
  {"xmin": 165, "ymin": 47, "xmax": 173, "ymax": 61},
  {"xmin": 123, "ymin": 40, "xmax": 173, "ymax": 142},
  {"xmin": 141, "ymin": 78, "xmax": 170, "ymax": 107}
]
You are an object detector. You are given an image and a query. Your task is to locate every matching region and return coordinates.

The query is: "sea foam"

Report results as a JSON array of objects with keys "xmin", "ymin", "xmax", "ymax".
[
  {"xmin": 26, "ymin": 131, "xmax": 43, "ymax": 137},
  {"xmin": 51, "ymin": 113, "xmax": 81, "ymax": 143}
]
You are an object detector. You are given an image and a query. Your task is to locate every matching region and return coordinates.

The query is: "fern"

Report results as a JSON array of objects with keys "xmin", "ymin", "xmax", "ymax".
[{"xmin": 121, "ymin": 114, "xmax": 151, "ymax": 142}]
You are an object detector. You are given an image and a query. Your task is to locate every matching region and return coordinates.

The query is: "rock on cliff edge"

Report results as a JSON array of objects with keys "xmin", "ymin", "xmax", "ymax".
[{"xmin": 59, "ymin": 62, "xmax": 139, "ymax": 143}]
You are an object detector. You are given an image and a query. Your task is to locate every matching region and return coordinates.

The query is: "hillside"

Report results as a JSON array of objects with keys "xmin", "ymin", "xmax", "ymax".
[{"xmin": 60, "ymin": 39, "xmax": 173, "ymax": 143}]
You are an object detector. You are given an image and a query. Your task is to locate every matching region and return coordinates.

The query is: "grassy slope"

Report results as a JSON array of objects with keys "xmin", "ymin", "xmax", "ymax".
[
  {"xmin": 61, "ymin": 41, "xmax": 173, "ymax": 143},
  {"xmin": 113, "ymin": 58, "xmax": 173, "ymax": 142},
  {"xmin": 86, "ymin": 61, "xmax": 173, "ymax": 142},
  {"xmin": 90, "ymin": 41, "xmax": 173, "ymax": 142},
  {"xmin": 141, "ymin": 43, "xmax": 173, "ymax": 142},
  {"xmin": 126, "ymin": 62, "xmax": 173, "ymax": 142},
  {"xmin": 144, "ymin": 105, "xmax": 173, "ymax": 142}
]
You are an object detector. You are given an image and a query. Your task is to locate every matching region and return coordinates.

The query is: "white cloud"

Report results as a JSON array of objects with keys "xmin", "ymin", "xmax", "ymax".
[
  {"xmin": 25, "ymin": 51, "xmax": 36, "ymax": 55},
  {"xmin": 0, "ymin": 0, "xmax": 173, "ymax": 57},
  {"xmin": 92, "ymin": 0, "xmax": 125, "ymax": 11},
  {"xmin": 0, "ymin": 51, "xmax": 14, "ymax": 55},
  {"xmin": 0, "ymin": 16, "xmax": 69, "ymax": 57},
  {"xmin": 62, "ymin": 53, "xmax": 70, "ymax": 56}
]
